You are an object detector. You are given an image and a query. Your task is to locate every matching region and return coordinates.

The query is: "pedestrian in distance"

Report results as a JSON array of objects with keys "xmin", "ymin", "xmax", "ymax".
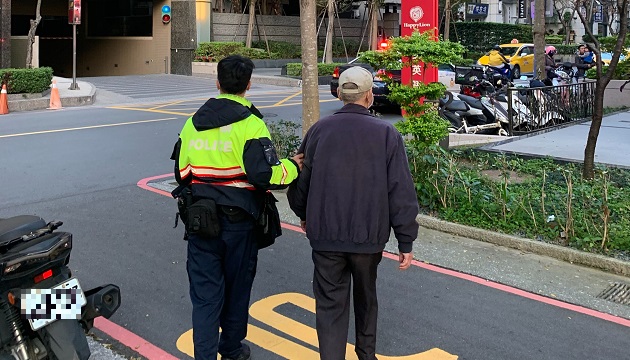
[
  {"xmin": 171, "ymin": 55, "xmax": 304, "ymax": 360},
  {"xmin": 287, "ymin": 66, "xmax": 420, "ymax": 360},
  {"xmin": 575, "ymin": 43, "xmax": 595, "ymax": 79}
]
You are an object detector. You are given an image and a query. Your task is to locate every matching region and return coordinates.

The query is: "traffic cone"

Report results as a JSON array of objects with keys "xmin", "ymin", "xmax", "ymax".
[
  {"xmin": 0, "ymin": 85, "xmax": 8, "ymax": 115},
  {"xmin": 48, "ymin": 80, "xmax": 62, "ymax": 110}
]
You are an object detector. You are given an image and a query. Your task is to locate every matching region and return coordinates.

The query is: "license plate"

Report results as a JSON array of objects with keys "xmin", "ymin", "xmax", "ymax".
[{"xmin": 22, "ymin": 278, "xmax": 87, "ymax": 331}]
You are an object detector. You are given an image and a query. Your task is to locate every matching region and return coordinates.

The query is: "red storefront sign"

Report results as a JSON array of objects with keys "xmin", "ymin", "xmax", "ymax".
[
  {"xmin": 69, "ymin": 0, "xmax": 81, "ymax": 25},
  {"xmin": 401, "ymin": 0, "xmax": 438, "ymax": 86}
]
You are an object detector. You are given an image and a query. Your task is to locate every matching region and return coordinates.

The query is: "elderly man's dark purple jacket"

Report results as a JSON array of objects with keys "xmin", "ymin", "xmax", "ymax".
[{"xmin": 287, "ymin": 103, "xmax": 419, "ymax": 254}]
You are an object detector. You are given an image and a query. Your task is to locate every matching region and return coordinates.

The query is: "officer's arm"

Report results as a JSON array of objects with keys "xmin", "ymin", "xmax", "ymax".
[
  {"xmin": 287, "ymin": 134, "xmax": 311, "ymax": 221},
  {"xmin": 171, "ymin": 138, "xmax": 191, "ymax": 186},
  {"xmin": 242, "ymin": 123, "xmax": 300, "ymax": 190}
]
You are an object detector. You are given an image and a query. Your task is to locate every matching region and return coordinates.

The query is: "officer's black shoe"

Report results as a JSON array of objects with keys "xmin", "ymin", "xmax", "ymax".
[{"xmin": 221, "ymin": 344, "xmax": 251, "ymax": 360}]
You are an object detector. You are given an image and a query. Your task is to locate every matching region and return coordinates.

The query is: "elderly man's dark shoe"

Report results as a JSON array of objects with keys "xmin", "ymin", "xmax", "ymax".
[{"xmin": 221, "ymin": 344, "xmax": 251, "ymax": 360}]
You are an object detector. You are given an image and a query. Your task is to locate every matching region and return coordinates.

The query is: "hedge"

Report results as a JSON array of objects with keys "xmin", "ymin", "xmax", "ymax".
[
  {"xmin": 286, "ymin": 63, "xmax": 344, "ymax": 77},
  {"xmin": 195, "ymin": 42, "xmax": 278, "ymax": 61},
  {"xmin": 0, "ymin": 67, "xmax": 54, "ymax": 94},
  {"xmin": 252, "ymin": 40, "xmax": 301, "ymax": 59},
  {"xmin": 449, "ymin": 22, "xmax": 533, "ymax": 53}
]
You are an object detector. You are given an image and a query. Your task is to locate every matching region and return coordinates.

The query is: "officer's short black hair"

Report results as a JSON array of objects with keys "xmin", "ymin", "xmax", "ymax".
[{"xmin": 217, "ymin": 55, "xmax": 255, "ymax": 94}]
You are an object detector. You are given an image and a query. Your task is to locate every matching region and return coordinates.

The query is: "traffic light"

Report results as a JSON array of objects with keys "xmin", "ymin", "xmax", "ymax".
[{"xmin": 162, "ymin": 5, "xmax": 171, "ymax": 24}]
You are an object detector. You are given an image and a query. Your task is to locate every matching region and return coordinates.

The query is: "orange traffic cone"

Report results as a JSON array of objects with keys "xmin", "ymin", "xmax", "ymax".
[
  {"xmin": 48, "ymin": 80, "xmax": 62, "ymax": 110},
  {"xmin": 0, "ymin": 85, "xmax": 8, "ymax": 115}
]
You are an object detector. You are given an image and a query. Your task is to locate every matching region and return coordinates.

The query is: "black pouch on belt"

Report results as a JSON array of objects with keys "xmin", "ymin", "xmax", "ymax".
[{"xmin": 186, "ymin": 199, "xmax": 221, "ymax": 238}]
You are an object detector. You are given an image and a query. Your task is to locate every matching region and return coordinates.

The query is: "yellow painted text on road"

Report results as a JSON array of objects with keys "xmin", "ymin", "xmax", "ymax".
[{"xmin": 176, "ymin": 292, "xmax": 457, "ymax": 359}]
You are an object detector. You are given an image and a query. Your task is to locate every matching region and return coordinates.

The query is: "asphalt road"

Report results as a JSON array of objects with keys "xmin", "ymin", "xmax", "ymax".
[{"xmin": 0, "ymin": 89, "xmax": 629, "ymax": 360}]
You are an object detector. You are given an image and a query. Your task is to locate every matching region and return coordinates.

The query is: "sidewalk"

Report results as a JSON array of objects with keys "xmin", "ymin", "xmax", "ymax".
[
  {"xmin": 268, "ymin": 192, "xmax": 630, "ymax": 321},
  {"xmin": 6, "ymin": 76, "xmax": 96, "ymax": 112}
]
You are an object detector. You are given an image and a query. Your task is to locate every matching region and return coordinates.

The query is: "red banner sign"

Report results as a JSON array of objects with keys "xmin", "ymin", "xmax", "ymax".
[
  {"xmin": 401, "ymin": 0, "xmax": 438, "ymax": 86},
  {"xmin": 69, "ymin": 0, "xmax": 81, "ymax": 25}
]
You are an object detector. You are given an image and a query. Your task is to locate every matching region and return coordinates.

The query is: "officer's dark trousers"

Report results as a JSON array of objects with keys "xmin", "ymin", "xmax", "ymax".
[
  {"xmin": 187, "ymin": 215, "xmax": 258, "ymax": 360},
  {"xmin": 312, "ymin": 250, "xmax": 383, "ymax": 360}
]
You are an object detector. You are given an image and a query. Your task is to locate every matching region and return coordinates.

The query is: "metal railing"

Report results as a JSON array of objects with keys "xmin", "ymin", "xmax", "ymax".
[{"xmin": 506, "ymin": 80, "xmax": 596, "ymax": 136}]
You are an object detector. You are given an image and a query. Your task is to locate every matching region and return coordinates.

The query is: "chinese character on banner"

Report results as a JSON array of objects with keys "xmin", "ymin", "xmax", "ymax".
[
  {"xmin": 412, "ymin": 65, "xmax": 422, "ymax": 76},
  {"xmin": 68, "ymin": 0, "xmax": 81, "ymax": 25},
  {"xmin": 401, "ymin": 0, "xmax": 438, "ymax": 88},
  {"xmin": 413, "ymin": 80, "xmax": 421, "ymax": 88}
]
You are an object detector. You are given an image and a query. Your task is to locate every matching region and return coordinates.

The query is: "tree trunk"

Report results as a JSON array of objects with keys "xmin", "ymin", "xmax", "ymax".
[
  {"xmin": 246, "ymin": 0, "xmax": 256, "ymax": 47},
  {"xmin": 324, "ymin": 0, "xmax": 334, "ymax": 63},
  {"xmin": 583, "ymin": 84, "xmax": 605, "ymax": 178},
  {"xmin": 533, "ymin": 0, "xmax": 546, "ymax": 79},
  {"xmin": 444, "ymin": 0, "xmax": 451, "ymax": 41},
  {"xmin": 26, "ymin": 0, "xmax": 42, "ymax": 69},
  {"xmin": 582, "ymin": 0, "xmax": 629, "ymax": 179},
  {"xmin": 0, "ymin": 0, "xmax": 11, "ymax": 69},
  {"xmin": 300, "ymin": 0, "xmax": 320, "ymax": 136},
  {"xmin": 370, "ymin": 1, "xmax": 378, "ymax": 50}
]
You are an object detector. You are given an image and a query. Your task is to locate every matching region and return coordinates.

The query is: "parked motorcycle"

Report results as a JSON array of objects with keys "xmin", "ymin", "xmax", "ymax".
[
  {"xmin": 0, "ymin": 215, "xmax": 121, "ymax": 360},
  {"xmin": 439, "ymin": 85, "xmax": 510, "ymax": 136}
]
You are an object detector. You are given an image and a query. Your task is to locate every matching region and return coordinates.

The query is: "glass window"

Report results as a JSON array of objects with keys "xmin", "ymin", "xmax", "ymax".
[{"xmin": 87, "ymin": 0, "xmax": 153, "ymax": 37}]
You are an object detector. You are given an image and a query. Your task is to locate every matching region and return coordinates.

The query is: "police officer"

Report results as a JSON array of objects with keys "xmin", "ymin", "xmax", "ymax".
[{"xmin": 171, "ymin": 55, "xmax": 303, "ymax": 360}]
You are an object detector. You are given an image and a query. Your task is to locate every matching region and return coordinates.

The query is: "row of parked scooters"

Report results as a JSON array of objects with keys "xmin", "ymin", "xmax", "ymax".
[{"xmin": 440, "ymin": 62, "xmax": 580, "ymax": 136}]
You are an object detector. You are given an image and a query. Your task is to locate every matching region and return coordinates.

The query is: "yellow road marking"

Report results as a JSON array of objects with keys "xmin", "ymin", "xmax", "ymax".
[
  {"xmin": 0, "ymin": 117, "xmax": 179, "ymax": 139},
  {"xmin": 149, "ymin": 99, "xmax": 189, "ymax": 110},
  {"xmin": 176, "ymin": 292, "xmax": 458, "ymax": 359},
  {"xmin": 273, "ymin": 91, "xmax": 302, "ymax": 106},
  {"xmin": 109, "ymin": 98, "xmax": 340, "ymax": 116}
]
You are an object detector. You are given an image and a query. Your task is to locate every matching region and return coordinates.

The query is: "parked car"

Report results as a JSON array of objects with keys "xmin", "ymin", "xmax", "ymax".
[
  {"xmin": 330, "ymin": 59, "xmax": 456, "ymax": 107},
  {"xmin": 476, "ymin": 43, "xmax": 535, "ymax": 79}
]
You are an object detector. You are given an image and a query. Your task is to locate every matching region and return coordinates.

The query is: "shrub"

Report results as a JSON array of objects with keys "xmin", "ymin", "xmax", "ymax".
[
  {"xmin": 265, "ymin": 120, "xmax": 301, "ymax": 159},
  {"xmin": 252, "ymin": 40, "xmax": 301, "ymax": 59},
  {"xmin": 0, "ymin": 67, "xmax": 54, "ymax": 94},
  {"xmin": 545, "ymin": 35, "xmax": 564, "ymax": 44},
  {"xmin": 405, "ymin": 147, "xmax": 630, "ymax": 254},
  {"xmin": 196, "ymin": 42, "xmax": 244, "ymax": 61},
  {"xmin": 331, "ymin": 39, "xmax": 368, "ymax": 58},
  {"xmin": 449, "ymin": 22, "xmax": 533, "ymax": 53},
  {"xmin": 586, "ymin": 58, "xmax": 630, "ymax": 80},
  {"xmin": 286, "ymin": 63, "xmax": 344, "ymax": 77}
]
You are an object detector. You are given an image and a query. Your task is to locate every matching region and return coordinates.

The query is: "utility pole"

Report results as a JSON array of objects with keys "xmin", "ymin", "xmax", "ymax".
[{"xmin": 370, "ymin": 1, "xmax": 379, "ymax": 50}]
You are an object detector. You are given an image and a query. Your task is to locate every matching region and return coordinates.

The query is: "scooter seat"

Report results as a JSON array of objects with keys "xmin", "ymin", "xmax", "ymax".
[
  {"xmin": 445, "ymin": 100, "xmax": 469, "ymax": 112},
  {"xmin": 0, "ymin": 216, "xmax": 46, "ymax": 243},
  {"xmin": 458, "ymin": 94, "xmax": 485, "ymax": 110}
]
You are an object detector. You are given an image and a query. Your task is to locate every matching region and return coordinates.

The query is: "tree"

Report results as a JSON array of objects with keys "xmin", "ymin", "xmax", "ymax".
[
  {"xmin": 533, "ymin": 0, "xmax": 547, "ymax": 79},
  {"xmin": 554, "ymin": 0, "xmax": 579, "ymax": 44},
  {"xmin": 359, "ymin": 31, "xmax": 465, "ymax": 145},
  {"xmin": 26, "ymin": 0, "xmax": 42, "ymax": 69},
  {"xmin": 577, "ymin": 0, "xmax": 629, "ymax": 179},
  {"xmin": 300, "ymin": 0, "xmax": 320, "ymax": 136},
  {"xmin": 324, "ymin": 0, "xmax": 334, "ymax": 63}
]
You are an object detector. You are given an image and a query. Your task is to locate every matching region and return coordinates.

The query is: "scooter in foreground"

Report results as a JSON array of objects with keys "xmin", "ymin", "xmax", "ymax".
[{"xmin": 0, "ymin": 215, "xmax": 121, "ymax": 360}]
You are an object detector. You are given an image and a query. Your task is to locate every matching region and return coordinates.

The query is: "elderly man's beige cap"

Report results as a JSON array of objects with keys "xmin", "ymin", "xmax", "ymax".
[{"xmin": 338, "ymin": 66, "xmax": 373, "ymax": 94}]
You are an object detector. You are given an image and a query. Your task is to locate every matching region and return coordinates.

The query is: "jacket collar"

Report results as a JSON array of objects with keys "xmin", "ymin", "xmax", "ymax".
[{"xmin": 334, "ymin": 103, "xmax": 373, "ymax": 116}]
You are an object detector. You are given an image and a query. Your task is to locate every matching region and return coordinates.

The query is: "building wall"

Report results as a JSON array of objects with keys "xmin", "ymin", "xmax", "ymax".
[
  {"xmin": 11, "ymin": 0, "xmax": 171, "ymax": 76},
  {"xmin": 211, "ymin": 12, "xmax": 367, "ymax": 45},
  {"xmin": 77, "ymin": 0, "xmax": 171, "ymax": 76},
  {"xmin": 10, "ymin": 36, "xmax": 38, "ymax": 68}
]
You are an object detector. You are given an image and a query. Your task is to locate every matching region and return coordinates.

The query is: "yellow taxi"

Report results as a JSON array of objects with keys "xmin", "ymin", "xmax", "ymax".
[{"xmin": 477, "ymin": 43, "xmax": 535, "ymax": 79}]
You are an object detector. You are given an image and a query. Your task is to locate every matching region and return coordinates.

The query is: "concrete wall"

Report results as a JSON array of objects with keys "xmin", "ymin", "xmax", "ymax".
[
  {"xmin": 10, "ymin": 36, "xmax": 38, "ymax": 68},
  {"xmin": 211, "ymin": 12, "xmax": 368, "ymax": 45},
  {"xmin": 77, "ymin": 0, "xmax": 171, "ymax": 76}
]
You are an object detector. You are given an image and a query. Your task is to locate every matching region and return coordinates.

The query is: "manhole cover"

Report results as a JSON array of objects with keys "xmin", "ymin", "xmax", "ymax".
[
  {"xmin": 262, "ymin": 113, "xmax": 278, "ymax": 118},
  {"xmin": 597, "ymin": 283, "xmax": 630, "ymax": 306}
]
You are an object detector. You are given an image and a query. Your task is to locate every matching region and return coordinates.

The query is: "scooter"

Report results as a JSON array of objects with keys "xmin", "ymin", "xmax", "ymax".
[
  {"xmin": 440, "ymin": 85, "xmax": 510, "ymax": 136},
  {"xmin": 0, "ymin": 215, "xmax": 121, "ymax": 360}
]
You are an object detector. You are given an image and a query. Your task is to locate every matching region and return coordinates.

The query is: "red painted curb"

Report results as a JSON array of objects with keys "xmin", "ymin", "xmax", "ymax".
[{"xmin": 124, "ymin": 173, "xmax": 629, "ymax": 359}]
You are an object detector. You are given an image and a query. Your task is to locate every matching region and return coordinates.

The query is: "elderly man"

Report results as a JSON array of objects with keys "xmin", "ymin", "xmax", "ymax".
[{"xmin": 287, "ymin": 66, "xmax": 419, "ymax": 360}]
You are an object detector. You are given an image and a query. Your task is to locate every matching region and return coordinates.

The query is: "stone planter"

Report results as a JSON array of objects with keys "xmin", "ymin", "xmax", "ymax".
[{"xmin": 192, "ymin": 62, "xmax": 219, "ymax": 75}]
